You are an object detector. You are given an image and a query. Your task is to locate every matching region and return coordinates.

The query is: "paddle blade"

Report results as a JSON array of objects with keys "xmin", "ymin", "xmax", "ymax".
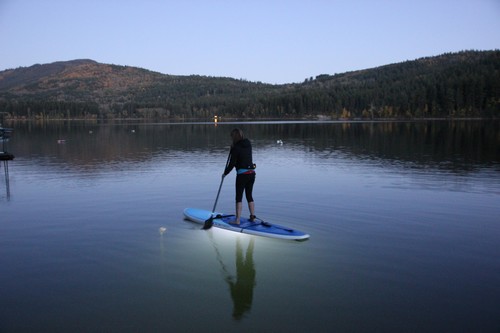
[{"xmin": 202, "ymin": 218, "xmax": 213, "ymax": 230}]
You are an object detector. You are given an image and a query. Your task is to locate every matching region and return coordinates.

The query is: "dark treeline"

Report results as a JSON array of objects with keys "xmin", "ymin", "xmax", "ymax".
[
  {"xmin": 259, "ymin": 50, "xmax": 500, "ymax": 119},
  {"xmin": 0, "ymin": 50, "xmax": 499, "ymax": 120}
]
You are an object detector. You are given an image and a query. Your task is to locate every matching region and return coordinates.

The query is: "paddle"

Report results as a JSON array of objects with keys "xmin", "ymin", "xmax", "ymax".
[{"xmin": 203, "ymin": 150, "xmax": 232, "ymax": 230}]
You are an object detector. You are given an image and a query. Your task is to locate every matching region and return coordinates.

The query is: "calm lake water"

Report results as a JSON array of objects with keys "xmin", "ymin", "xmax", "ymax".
[{"xmin": 1, "ymin": 120, "xmax": 499, "ymax": 332}]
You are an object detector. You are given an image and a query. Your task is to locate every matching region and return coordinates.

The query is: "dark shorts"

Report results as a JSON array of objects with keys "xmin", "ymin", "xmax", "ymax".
[{"xmin": 235, "ymin": 173, "xmax": 255, "ymax": 203}]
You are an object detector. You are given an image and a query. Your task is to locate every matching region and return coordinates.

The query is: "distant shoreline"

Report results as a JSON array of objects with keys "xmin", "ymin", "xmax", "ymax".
[{"xmin": 2, "ymin": 116, "xmax": 496, "ymax": 125}]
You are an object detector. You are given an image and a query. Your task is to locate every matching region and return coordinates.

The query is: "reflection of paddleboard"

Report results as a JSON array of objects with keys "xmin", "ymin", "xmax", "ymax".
[{"xmin": 183, "ymin": 208, "xmax": 310, "ymax": 241}]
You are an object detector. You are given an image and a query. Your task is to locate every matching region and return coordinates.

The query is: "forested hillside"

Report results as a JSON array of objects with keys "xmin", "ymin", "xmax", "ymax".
[{"xmin": 0, "ymin": 50, "xmax": 498, "ymax": 120}]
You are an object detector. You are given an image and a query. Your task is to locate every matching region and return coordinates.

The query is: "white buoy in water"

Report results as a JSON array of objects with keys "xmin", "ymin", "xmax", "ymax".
[{"xmin": 159, "ymin": 227, "xmax": 167, "ymax": 235}]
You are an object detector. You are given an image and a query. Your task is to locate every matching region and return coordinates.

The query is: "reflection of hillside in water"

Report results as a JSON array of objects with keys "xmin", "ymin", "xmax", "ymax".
[
  {"xmin": 254, "ymin": 121, "xmax": 500, "ymax": 171},
  {"xmin": 10, "ymin": 122, "xmax": 230, "ymax": 170},
  {"xmin": 6, "ymin": 120, "xmax": 499, "ymax": 173}
]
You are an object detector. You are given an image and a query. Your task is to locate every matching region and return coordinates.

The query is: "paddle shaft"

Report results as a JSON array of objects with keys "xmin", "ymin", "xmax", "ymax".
[
  {"xmin": 212, "ymin": 150, "xmax": 231, "ymax": 213},
  {"xmin": 212, "ymin": 176, "xmax": 224, "ymax": 212}
]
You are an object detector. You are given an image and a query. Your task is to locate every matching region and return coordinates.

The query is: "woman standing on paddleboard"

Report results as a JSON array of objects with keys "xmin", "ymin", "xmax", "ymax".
[{"xmin": 223, "ymin": 128, "xmax": 256, "ymax": 225}]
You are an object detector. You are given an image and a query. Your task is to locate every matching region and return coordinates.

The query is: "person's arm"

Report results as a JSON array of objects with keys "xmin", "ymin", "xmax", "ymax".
[{"xmin": 224, "ymin": 147, "xmax": 237, "ymax": 175}]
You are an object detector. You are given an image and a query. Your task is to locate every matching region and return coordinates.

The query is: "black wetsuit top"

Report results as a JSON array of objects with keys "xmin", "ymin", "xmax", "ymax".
[{"xmin": 224, "ymin": 138, "xmax": 254, "ymax": 175}]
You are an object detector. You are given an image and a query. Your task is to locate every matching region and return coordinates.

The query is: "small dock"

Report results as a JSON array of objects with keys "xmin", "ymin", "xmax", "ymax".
[
  {"xmin": 1, "ymin": 126, "xmax": 14, "ymax": 199},
  {"xmin": 0, "ymin": 152, "xmax": 14, "ymax": 161},
  {"xmin": 1, "ymin": 127, "xmax": 14, "ymax": 153}
]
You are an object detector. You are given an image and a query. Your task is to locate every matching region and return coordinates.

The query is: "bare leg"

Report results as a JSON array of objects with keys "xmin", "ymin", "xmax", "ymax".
[
  {"xmin": 235, "ymin": 202, "xmax": 242, "ymax": 224},
  {"xmin": 248, "ymin": 201, "xmax": 255, "ymax": 219}
]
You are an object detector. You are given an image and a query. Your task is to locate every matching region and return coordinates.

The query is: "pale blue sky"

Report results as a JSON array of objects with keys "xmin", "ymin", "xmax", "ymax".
[{"xmin": 1, "ymin": 0, "xmax": 499, "ymax": 84}]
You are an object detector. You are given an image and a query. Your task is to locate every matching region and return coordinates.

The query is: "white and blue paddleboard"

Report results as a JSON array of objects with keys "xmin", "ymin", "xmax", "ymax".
[{"xmin": 183, "ymin": 208, "xmax": 310, "ymax": 241}]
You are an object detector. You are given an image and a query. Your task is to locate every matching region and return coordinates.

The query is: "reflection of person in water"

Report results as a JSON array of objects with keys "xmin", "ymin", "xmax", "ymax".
[{"xmin": 225, "ymin": 238, "xmax": 256, "ymax": 320}]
